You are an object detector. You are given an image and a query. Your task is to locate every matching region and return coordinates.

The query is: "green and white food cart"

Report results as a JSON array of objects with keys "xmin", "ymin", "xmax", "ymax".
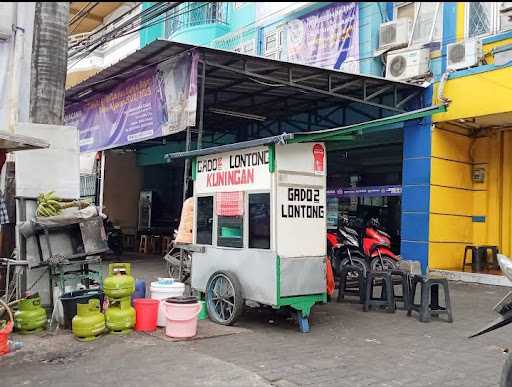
[{"xmin": 172, "ymin": 139, "xmax": 328, "ymax": 332}]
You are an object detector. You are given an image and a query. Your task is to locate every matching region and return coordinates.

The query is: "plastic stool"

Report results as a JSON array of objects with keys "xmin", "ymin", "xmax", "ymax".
[
  {"xmin": 390, "ymin": 270, "xmax": 411, "ymax": 311},
  {"xmin": 150, "ymin": 236, "xmax": 162, "ymax": 255},
  {"xmin": 337, "ymin": 264, "xmax": 366, "ymax": 304},
  {"xmin": 462, "ymin": 246, "xmax": 479, "ymax": 272},
  {"xmin": 139, "ymin": 235, "xmax": 149, "ymax": 254},
  {"xmin": 478, "ymin": 246, "xmax": 499, "ymax": 271},
  {"xmin": 407, "ymin": 274, "xmax": 453, "ymax": 323},
  {"xmin": 162, "ymin": 236, "xmax": 173, "ymax": 254},
  {"xmin": 363, "ymin": 271, "xmax": 395, "ymax": 313}
]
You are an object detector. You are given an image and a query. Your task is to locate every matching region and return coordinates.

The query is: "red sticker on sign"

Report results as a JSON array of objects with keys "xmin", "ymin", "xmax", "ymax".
[{"xmin": 313, "ymin": 144, "xmax": 325, "ymax": 174}]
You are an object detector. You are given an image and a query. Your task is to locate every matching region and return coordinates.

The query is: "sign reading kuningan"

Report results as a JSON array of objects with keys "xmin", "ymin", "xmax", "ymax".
[{"xmin": 195, "ymin": 146, "xmax": 271, "ymax": 193}]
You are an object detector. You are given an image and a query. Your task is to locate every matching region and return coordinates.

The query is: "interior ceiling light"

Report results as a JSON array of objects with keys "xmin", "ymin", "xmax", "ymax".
[{"xmin": 209, "ymin": 108, "xmax": 267, "ymax": 121}]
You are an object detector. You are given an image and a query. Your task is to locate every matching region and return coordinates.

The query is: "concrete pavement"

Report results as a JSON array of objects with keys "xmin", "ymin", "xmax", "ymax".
[{"xmin": 1, "ymin": 256, "xmax": 510, "ymax": 386}]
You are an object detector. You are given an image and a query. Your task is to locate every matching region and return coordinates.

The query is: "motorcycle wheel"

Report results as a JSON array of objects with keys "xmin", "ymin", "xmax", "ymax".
[
  {"xmin": 500, "ymin": 352, "xmax": 512, "ymax": 387},
  {"xmin": 340, "ymin": 255, "xmax": 369, "ymax": 278},
  {"xmin": 370, "ymin": 255, "xmax": 398, "ymax": 271}
]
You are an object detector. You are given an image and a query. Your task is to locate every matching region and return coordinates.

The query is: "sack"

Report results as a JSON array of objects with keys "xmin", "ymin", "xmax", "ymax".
[
  {"xmin": 326, "ymin": 256, "xmax": 335, "ymax": 296},
  {"xmin": 175, "ymin": 197, "xmax": 194, "ymax": 244}
]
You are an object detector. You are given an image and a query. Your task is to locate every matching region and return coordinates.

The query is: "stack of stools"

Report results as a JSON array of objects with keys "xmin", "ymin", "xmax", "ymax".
[
  {"xmin": 337, "ymin": 265, "xmax": 366, "ymax": 304},
  {"xmin": 407, "ymin": 274, "xmax": 453, "ymax": 323},
  {"xmin": 103, "ymin": 263, "xmax": 136, "ymax": 334},
  {"xmin": 363, "ymin": 271, "xmax": 395, "ymax": 313}
]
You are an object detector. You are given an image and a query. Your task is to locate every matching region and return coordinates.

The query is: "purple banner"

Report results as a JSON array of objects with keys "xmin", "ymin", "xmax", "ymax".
[
  {"xmin": 65, "ymin": 51, "xmax": 198, "ymax": 153},
  {"xmin": 286, "ymin": 2, "xmax": 359, "ymax": 72},
  {"xmin": 327, "ymin": 185, "xmax": 402, "ymax": 198}
]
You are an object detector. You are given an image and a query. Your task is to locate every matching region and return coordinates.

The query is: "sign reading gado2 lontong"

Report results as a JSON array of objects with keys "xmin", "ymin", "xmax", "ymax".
[{"xmin": 195, "ymin": 146, "xmax": 271, "ymax": 194}]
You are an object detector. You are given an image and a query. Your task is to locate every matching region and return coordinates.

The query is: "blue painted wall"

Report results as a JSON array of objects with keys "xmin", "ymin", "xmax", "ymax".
[
  {"xmin": 400, "ymin": 85, "xmax": 434, "ymax": 273},
  {"xmin": 359, "ymin": 2, "xmax": 386, "ymax": 76}
]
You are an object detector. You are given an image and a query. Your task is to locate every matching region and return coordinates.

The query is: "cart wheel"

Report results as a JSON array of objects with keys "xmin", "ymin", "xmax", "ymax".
[{"xmin": 206, "ymin": 271, "xmax": 244, "ymax": 326}]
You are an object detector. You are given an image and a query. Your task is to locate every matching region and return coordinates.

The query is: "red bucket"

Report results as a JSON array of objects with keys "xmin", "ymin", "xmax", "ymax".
[{"xmin": 134, "ymin": 299, "xmax": 159, "ymax": 332}]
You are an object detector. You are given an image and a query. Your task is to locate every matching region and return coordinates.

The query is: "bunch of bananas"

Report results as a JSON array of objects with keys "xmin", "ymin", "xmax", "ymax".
[{"xmin": 36, "ymin": 191, "xmax": 62, "ymax": 217}]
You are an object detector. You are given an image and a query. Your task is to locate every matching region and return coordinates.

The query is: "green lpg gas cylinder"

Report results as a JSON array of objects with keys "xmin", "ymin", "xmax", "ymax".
[
  {"xmin": 72, "ymin": 299, "xmax": 106, "ymax": 341},
  {"xmin": 103, "ymin": 263, "xmax": 135, "ymax": 299},
  {"xmin": 105, "ymin": 297, "xmax": 135, "ymax": 334},
  {"xmin": 14, "ymin": 295, "xmax": 47, "ymax": 334}
]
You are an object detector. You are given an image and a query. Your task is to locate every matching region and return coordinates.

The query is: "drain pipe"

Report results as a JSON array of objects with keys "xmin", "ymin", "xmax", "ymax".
[{"xmin": 438, "ymin": 71, "xmax": 452, "ymax": 104}]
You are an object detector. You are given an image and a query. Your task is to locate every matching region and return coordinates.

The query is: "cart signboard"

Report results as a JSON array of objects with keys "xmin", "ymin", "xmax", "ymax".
[{"xmin": 195, "ymin": 146, "xmax": 271, "ymax": 193}]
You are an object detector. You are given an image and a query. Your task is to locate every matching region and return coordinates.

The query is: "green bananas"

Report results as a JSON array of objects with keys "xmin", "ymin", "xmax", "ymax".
[{"xmin": 36, "ymin": 191, "xmax": 62, "ymax": 217}]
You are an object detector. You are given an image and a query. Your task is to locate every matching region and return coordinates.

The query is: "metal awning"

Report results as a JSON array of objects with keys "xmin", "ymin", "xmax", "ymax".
[
  {"xmin": 290, "ymin": 104, "xmax": 447, "ymax": 142},
  {"xmin": 66, "ymin": 40, "xmax": 426, "ymax": 125},
  {"xmin": 0, "ymin": 131, "xmax": 49, "ymax": 152},
  {"xmin": 165, "ymin": 104, "xmax": 446, "ymax": 159}
]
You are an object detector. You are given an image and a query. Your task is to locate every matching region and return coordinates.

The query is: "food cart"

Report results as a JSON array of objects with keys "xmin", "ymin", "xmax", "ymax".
[{"xmin": 175, "ymin": 139, "xmax": 328, "ymax": 332}]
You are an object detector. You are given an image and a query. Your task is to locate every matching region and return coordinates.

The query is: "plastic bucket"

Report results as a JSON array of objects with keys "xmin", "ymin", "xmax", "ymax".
[
  {"xmin": 60, "ymin": 289, "xmax": 104, "ymax": 329},
  {"xmin": 150, "ymin": 280, "xmax": 185, "ymax": 327},
  {"xmin": 133, "ymin": 299, "xmax": 159, "ymax": 332},
  {"xmin": 131, "ymin": 279, "xmax": 146, "ymax": 304},
  {"xmin": 164, "ymin": 299, "xmax": 201, "ymax": 338}
]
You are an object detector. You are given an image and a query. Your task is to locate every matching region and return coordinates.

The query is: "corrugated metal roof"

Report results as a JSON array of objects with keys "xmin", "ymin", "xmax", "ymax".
[{"xmin": 66, "ymin": 40, "xmax": 425, "ymax": 120}]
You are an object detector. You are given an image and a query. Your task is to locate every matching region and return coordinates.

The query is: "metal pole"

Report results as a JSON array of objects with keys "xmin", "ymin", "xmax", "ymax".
[{"xmin": 197, "ymin": 60, "xmax": 206, "ymax": 150}]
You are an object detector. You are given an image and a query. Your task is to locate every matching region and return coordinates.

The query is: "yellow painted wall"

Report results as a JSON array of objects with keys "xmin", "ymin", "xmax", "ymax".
[
  {"xmin": 432, "ymin": 67, "xmax": 512, "ymax": 122},
  {"xmin": 429, "ymin": 127, "xmax": 512, "ymax": 270}
]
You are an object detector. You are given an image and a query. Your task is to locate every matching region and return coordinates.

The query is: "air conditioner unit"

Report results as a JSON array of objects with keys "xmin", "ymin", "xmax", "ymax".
[
  {"xmin": 385, "ymin": 48, "xmax": 430, "ymax": 81},
  {"xmin": 447, "ymin": 40, "xmax": 482, "ymax": 71},
  {"xmin": 500, "ymin": 2, "xmax": 512, "ymax": 32},
  {"xmin": 379, "ymin": 18, "xmax": 411, "ymax": 50},
  {"xmin": 0, "ymin": 3, "xmax": 14, "ymax": 40}
]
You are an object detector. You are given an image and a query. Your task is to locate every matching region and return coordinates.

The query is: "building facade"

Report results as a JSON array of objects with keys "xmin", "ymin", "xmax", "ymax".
[{"xmin": 67, "ymin": 2, "xmax": 512, "ymax": 274}]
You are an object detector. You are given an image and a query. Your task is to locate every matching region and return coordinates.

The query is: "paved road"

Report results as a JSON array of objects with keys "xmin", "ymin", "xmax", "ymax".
[{"xmin": 1, "ymin": 257, "xmax": 510, "ymax": 386}]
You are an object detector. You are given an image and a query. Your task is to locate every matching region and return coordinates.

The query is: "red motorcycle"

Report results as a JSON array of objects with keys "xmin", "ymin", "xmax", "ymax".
[{"xmin": 362, "ymin": 218, "xmax": 400, "ymax": 271}]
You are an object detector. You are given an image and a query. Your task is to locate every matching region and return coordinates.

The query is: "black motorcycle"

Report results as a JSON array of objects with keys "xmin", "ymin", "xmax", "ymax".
[
  {"xmin": 470, "ymin": 254, "xmax": 512, "ymax": 386},
  {"xmin": 104, "ymin": 218, "xmax": 123, "ymax": 257}
]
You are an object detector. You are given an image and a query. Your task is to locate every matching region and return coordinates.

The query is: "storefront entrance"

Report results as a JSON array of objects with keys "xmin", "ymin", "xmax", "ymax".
[{"xmin": 326, "ymin": 130, "xmax": 403, "ymax": 252}]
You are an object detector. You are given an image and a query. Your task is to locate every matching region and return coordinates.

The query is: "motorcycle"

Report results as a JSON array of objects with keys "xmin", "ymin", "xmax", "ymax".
[
  {"xmin": 362, "ymin": 218, "xmax": 400, "ymax": 271},
  {"xmin": 470, "ymin": 254, "xmax": 512, "ymax": 386},
  {"xmin": 163, "ymin": 229, "xmax": 191, "ymax": 284},
  {"xmin": 327, "ymin": 216, "xmax": 369, "ymax": 278}
]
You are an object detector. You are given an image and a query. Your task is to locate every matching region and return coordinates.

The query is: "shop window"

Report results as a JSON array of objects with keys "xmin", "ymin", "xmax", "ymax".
[
  {"xmin": 466, "ymin": 2, "xmax": 496, "ymax": 38},
  {"xmin": 264, "ymin": 27, "xmax": 285, "ymax": 59},
  {"xmin": 196, "ymin": 196, "xmax": 213, "ymax": 245},
  {"xmin": 394, "ymin": 2, "xmax": 415, "ymax": 21},
  {"xmin": 249, "ymin": 193, "xmax": 270, "ymax": 249},
  {"xmin": 410, "ymin": 2, "xmax": 442, "ymax": 45},
  {"xmin": 217, "ymin": 216, "xmax": 244, "ymax": 248},
  {"xmin": 395, "ymin": 2, "xmax": 442, "ymax": 45}
]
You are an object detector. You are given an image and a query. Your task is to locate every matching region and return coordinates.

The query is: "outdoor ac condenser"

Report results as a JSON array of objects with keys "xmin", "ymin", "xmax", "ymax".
[
  {"xmin": 378, "ymin": 18, "xmax": 411, "ymax": 50},
  {"xmin": 385, "ymin": 48, "xmax": 430, "ymax": 81},
  {"xmin": 447, "ymin": 40, "xmax": 482, "ymax": 71},
  {"xmin": 500, "ymin": 2, "xmax": 512, "ymax": 32}
]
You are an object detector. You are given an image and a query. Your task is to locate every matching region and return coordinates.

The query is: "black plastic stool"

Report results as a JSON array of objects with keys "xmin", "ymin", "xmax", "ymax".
[
  {"xmin": 462, "ymin": 246, "xmax": 479, "ymax": 272},
  {"xmin": 337, "ymin": 264, "xmax": 365, "ymax": 304},
  {"xmin": 363, "ymin": 271, "xmax": 395, "ymax": 313},
  {"xmin": 478, "ymin": 246, "xmax": 499, "ymax": 271},
  {"xmin": 390, "ymin": 270, "xmax": 411, "ymax": 311},
  {"xmin": 407, "ymin": 274, "xmax": 453, "ymax": 323}
]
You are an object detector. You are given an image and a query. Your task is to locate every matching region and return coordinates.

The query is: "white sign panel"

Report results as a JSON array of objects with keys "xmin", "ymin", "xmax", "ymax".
[
  {"xmin": 195, "ymin": 146, "xmax": 271, "ymax": 194},
  {"xmin": 275, "ymin": 143, "xmax": 326, "ymax": 258},
  {"xmin": 15, "ymin": 123, "xmax": 80, "ymax": 199}
]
